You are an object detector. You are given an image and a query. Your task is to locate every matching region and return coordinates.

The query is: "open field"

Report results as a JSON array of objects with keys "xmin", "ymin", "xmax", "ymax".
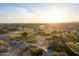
[{"xmin": 0, "ymin": 23, "xmax": 79, "ymax": 56}]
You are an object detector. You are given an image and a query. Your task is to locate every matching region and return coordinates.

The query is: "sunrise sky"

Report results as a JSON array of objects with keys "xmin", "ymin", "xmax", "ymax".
[{"xmin": 0, "ymin": 3, "xmax": 79, "ymax": 23}]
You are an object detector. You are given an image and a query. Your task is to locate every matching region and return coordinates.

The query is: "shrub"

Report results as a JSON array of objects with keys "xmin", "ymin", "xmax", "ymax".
[
  {"xmin": 30, "ymin": 48, "xmax": 43, "ymax": 56},
  {"xmin": 0, "ymin": 40, "xmax": 8, "ymax": 53},
  {"xmin": 21, "ymin": 32, "xmax": 28, "ymax": 38},
  {"xmin": 49, "ymin": 52, "xmax": 66, "ymax": 56}
]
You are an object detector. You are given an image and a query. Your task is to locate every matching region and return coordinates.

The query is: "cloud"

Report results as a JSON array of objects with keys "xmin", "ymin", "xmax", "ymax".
[
  {"xmin": 0, "ymin": 7, "xmax": 34, "ymax": 19},
  {"xmin": 0, "ymin": 4, "xmax": 79, "ymax": 23},
  {"xmin": 0, "ymin": 6, "xmax": 46, "ymax": 23}
]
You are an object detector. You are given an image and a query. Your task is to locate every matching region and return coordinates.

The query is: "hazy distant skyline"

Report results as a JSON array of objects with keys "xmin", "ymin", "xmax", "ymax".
[{"xmin": 0, "ymin": 3, "xmax": 79, "ymax": 23}]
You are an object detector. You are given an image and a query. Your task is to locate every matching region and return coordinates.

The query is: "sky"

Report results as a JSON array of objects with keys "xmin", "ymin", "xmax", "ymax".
[{"xmin": 0, "ymin": 3, "xmax": 79, "ymax": 23}]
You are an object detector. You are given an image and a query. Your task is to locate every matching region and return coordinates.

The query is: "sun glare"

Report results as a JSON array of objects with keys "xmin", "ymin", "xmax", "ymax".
[
  {"xmin": 47, "ymin": 17, "xmax": 64, "ymax": 23},
  {"xmin": 41, "ymin": 6, "xmax": 66, "ymax": 23}
]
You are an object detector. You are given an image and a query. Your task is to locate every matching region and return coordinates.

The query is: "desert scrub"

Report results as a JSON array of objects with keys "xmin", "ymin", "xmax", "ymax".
[
  {"xmin": 21, "ymin": 32, "xmax": 37, "ymax": 44},
  {"xmin": 0, "ymin": 40, "xmax": 8, "ymax": 53},
  {"xmin": 30, "ymin": 48, "xmax": 43, "ymax": 56},
  {"xmin": 49, "ymin": 52, "xmax": 66, "ymax": 56},
  {"xmin": 67, "ymin": 43, "xmax": 79, "ymax": 54}
]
